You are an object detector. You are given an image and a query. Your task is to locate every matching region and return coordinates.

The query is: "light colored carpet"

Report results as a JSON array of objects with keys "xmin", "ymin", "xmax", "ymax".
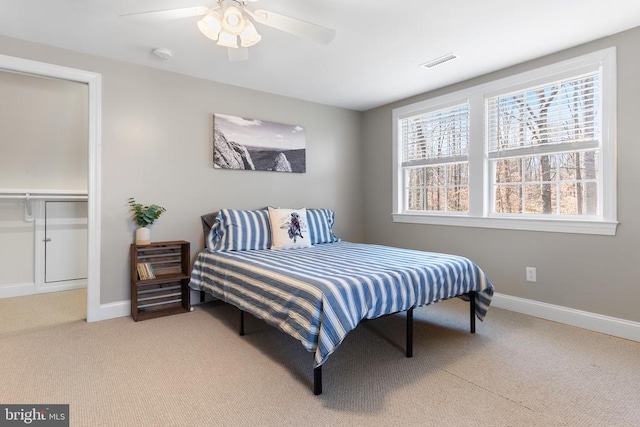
[
  {"xmin": 1, "ymin": 296, "xmax": 639, "ymax": 426},
  {"xmin": 0, "ymin": 288, "xmax": 86, "ymax": 336}
]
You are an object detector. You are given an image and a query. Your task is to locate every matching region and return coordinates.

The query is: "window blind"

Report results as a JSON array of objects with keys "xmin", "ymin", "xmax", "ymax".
[
  {"xmin": 400, "ymin": 103, "xmax": 470, "ymax": 167},
  {"xmin": 487, "ymin": 72, "xmax": 600, "ymax": 158}
]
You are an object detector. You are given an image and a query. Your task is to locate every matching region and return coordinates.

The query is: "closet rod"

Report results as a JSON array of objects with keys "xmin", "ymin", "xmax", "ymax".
[
  {"xmin": 0, "ymin": 192, "xmax": 88, "ymax": 217},
  {"xmin": 0, "ymin": 194, "xmax": 88, "ymax": 200},
  {"xmin": 0, "ymin": 189, "xmax": 87, "ymax": 200}
]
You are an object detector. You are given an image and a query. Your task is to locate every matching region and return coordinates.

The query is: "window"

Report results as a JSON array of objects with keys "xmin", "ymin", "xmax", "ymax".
[
  {"xmin": 392, "ymin": 48, "xmax": 617, "ymax": 235},
  {"xmin": 488, "ymin": 73, "xmax": 600, "ymax": 217},
  {"xmin": 400, "ymin": 103, "xmax": 469, "ymax": 212}
]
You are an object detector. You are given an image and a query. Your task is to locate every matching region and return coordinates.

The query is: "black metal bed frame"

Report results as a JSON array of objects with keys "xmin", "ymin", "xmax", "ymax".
[{"xmin": 201, "ymin": 290, "xmax": 477, "ymax": 395}]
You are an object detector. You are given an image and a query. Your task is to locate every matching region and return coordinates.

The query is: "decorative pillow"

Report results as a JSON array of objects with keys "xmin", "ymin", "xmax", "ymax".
[
  {"xmin": 306, "ymin": 208, "xmax": 340, "ymax": 245},
  {"xmin": 207, "ymin": 209, "xmax": 271, "ymax": 251},
  {"xmin": 268, "ymin": 207, "xmax": 312, "ymax": 250}
]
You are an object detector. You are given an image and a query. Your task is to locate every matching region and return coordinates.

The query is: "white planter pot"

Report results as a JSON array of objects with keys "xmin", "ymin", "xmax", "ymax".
[{"xmin": 135, "ymin": 227, "xmax": 151, "ymax": 245}]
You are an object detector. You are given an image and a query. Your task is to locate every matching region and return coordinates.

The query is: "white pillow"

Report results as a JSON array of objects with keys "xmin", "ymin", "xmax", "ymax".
[{"xmin": 268, "ymin": 207, "xmax": 312, "ymax": 250}]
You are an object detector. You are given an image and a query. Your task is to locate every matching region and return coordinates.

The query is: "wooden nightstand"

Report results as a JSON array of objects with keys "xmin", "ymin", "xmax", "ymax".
[{"xmin": 130, "ymin": 240, "xmax": 191, "ymax": 321}]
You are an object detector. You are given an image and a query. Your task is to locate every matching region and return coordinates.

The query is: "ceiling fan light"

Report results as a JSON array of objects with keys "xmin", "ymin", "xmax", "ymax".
[
  {"xmin": 239, "ymin": 21, "xmax": 261, "ymax": 47},
  {"xmin": 202, "ymin": 10, "xmax": 222, "ymax": 30},
  {"xmin": 197, "ymin": 20, "xmax": 220, "ymax": 41},
  {"xmin": 217, "ymin": 30, "xmax": 238, "ymax": 48},
  {"xmin": 222, "ymin": 5, "xmax": 245, "ymax": 35}
]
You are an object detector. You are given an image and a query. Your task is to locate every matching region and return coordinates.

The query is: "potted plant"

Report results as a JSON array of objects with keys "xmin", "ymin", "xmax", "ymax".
[{"xmin": 128, "ymin": 197, "xmax": 166, "ymax": 245}]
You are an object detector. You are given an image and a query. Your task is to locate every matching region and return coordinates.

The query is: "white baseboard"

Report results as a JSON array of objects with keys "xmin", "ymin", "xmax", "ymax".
[
  {"xmin": 0, "ymin": 282, "xmax": 36, "ymax": 298},
  {"xmin": 492, "ymin": 292, "xmax": 640, "ymax": 343},
  {"xmin": 0, "ymin": 281, "xmax": 86, "ymax": 299}
]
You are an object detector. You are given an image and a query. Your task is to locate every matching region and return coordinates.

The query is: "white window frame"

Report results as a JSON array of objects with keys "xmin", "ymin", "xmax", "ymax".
[{"xmin": 392, "ymin": 48, "xmax": 618, "ymax": 235}]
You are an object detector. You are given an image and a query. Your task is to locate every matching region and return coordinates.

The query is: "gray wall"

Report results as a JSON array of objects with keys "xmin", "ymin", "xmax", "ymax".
[
  {"xmin": 0, "ymin": 35, "xmax": 363, "ymax": 305},
  {"xmin": 362, "ymin": 26, "xmax": 640, "ymax": 323}
]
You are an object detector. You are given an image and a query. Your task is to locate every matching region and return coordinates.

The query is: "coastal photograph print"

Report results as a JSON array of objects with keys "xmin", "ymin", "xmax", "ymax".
[{"xmin": 213, "ymin": 113, "xmax": 306, "ymax": 173}]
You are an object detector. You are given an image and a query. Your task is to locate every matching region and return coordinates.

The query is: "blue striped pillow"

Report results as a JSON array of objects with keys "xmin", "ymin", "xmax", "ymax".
[
  {"xmin": 207, "ymin": 209, "xmax": 272, "ymax": 251},
  {"xmin": 306, "ymin": 208, "xmax": 340, "ymax": 245}
]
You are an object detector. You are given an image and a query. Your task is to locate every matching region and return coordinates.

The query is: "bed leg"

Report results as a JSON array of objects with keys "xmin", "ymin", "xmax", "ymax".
[
  {"xmin": 469, "ymin": 291, "xmax": 476, "ymax": 334},
  {"xmin": 239, "ymin": 310, "xmax": 245, "ymax": 336},
  {"xmin": 406, "ymin": 307, "xmax": 413, "ymax": 358},
  {"xmin": 313, "ymin": 365, "xmax": 322, "ymax": 395}
]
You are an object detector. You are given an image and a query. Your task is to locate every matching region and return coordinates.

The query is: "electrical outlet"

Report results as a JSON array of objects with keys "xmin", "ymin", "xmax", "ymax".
[{"xmin": 526, "ymin": 267, "xmax": 537, "ymax": 282}]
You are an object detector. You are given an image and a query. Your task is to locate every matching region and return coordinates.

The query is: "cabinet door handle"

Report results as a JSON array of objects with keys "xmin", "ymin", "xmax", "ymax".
[{"xmin": 43, "ymin": 238, "xmax": 52, "ymax": 243}]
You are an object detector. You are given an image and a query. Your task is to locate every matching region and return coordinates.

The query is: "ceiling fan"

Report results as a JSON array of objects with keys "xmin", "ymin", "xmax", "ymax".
[{"xmin": 120, "ymin": 0, "xmax": 336, "ymax": 62}]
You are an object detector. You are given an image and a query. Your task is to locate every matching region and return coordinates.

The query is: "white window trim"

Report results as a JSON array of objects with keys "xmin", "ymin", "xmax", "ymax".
[{"xmin": 392, "ymin": 48, "xmax": 618, "ymax": 236}]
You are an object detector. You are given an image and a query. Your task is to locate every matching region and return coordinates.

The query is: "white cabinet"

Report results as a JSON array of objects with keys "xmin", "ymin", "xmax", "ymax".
[
  {"xmin": 0, "ymin": 197, "xmax": 87, "ymax": 298},
  {"xmin": 43, "ymin": 201, "xmax": 87, "ymax": 284}
]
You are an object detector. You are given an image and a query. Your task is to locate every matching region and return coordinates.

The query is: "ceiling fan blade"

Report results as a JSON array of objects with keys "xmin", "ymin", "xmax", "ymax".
[
  {"xmin": 227, "ymin": 47, "xmax": 249, "ymax": 62},
  {"xmin": 119, "ymin": 6, "xmax": 209, "ymax": 22},
  {"xmin": 250, "ymin": 9, "xmax": 336, "ymax": 45}
]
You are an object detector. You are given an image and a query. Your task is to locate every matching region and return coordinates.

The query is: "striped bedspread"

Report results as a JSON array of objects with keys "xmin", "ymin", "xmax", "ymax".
[{"xmin": 190, "ymin": 241, "xmax": 494, "ymax": 367}]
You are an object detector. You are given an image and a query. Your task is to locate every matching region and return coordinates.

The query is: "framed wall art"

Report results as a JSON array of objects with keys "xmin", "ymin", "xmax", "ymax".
[{"xmin": 213, "ymin": 113, "xmax": 306, "ymax": 173}]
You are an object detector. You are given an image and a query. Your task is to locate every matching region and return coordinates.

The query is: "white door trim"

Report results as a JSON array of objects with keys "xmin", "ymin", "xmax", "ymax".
[{"xmin": 0, "ymin": 54, "xmax": 102, "ymax": 322}]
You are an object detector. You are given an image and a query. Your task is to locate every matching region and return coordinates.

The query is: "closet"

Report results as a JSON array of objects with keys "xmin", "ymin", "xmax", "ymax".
[{"xmin": 0, "ymin": 69, "xmax": 88, "ymax": 299}]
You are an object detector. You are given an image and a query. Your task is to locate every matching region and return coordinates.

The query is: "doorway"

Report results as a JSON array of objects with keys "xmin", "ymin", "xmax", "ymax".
[{"xmin": 0, "ymin": 53, "xmax": 101, "ymax": 322}]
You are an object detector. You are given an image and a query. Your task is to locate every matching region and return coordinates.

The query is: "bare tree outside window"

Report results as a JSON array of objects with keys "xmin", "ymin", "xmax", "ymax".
[
  {"xmin": 402, "ymin": 104, "xmax": 469, "ymax": 212},
  {"xmin": 489, "ymin": 74, "xmax": 600, "ymax": 216}
]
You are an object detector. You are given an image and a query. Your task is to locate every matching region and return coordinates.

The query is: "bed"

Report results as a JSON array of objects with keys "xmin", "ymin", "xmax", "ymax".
[{"xmin": 190, "ymin": 208, "xmax": 494, "ymax": 395}]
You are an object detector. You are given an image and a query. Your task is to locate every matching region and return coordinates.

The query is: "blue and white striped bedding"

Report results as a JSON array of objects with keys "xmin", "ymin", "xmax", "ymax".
[{"xmin": 190, "ymin": 241, "xmax": 494, "ymax": 367}]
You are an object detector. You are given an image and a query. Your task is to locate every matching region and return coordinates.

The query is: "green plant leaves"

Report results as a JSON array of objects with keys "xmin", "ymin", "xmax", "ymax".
[{"xmin": 128, "ymin": 197, "xmax": 166, "ymax": 228}]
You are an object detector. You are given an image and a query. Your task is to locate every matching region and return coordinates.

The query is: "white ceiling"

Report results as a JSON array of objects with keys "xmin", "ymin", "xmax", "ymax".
[{"xmin": 1, "ymin": 0, "xmax": 640, "ymax": 111}]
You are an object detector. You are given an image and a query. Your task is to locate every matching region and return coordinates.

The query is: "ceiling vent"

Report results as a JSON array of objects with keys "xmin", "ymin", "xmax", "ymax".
[{"xmin": 420, "ymin": 53, "xmax": 458, "ymax": 69}]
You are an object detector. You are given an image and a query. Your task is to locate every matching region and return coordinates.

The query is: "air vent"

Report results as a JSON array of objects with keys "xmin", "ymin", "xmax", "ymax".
[{"xmin": 420, "ymin": 53, "xmax": 459, "ymax": 69}]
